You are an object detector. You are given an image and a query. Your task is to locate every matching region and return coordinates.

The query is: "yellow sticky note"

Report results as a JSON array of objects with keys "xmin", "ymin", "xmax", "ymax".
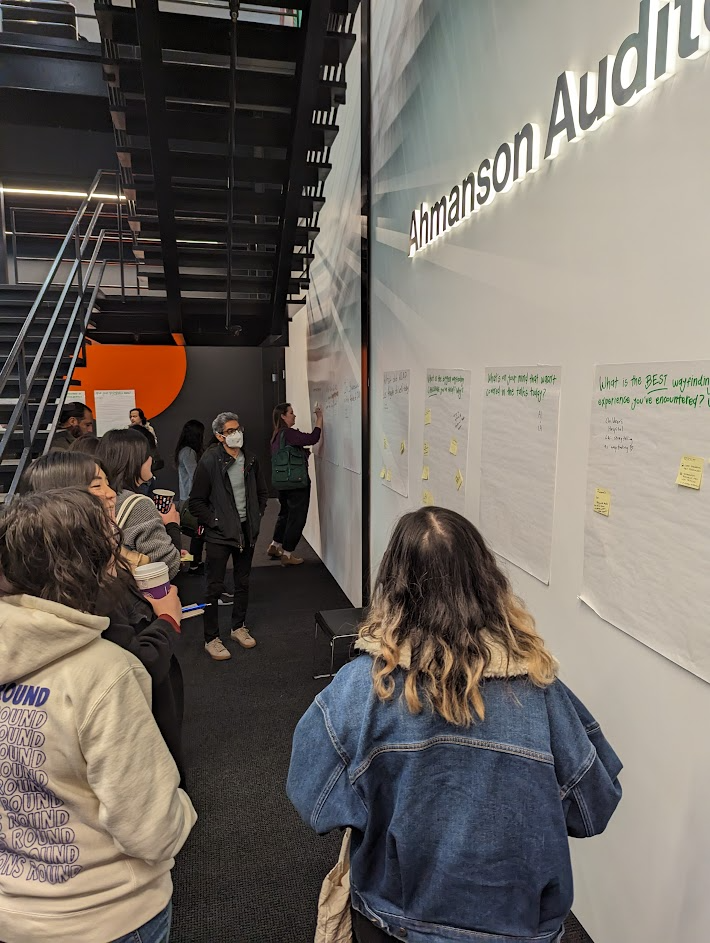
[
  {"xmin": 423, "ymin": 441, "xmax": 429, "ymax": 456},
  {"xmin": 593, "ymin": 487, "xmax": 611, "ymax": 516},
  {"xmin": 455, "ymin": 469, "xmax": 464, "ymax": 491},
  {"xmin": 400, "ymin": 440, "xmax": 406, "ymax": 455},
  {"xmin": 383, "ymin": 436, "xmax": 389, "ymax": 450},
  {"xmin": 423, "ymin": 490, "xmax": 434, "ymax": 506},
  {"xmin": 422, "ymin": 466, "xmax": 429, "ymax": 480},
  {"xmin": 379, "ymin": 467, "xmax": 386, "ymax": 479},
  {"xmin": 424, "ymin": 408, "xmax": 432, "ymax": 425},
  {"xmin": 449, "ymin": 438, "xmax": 458, "ymax": 456},
  {"xmin": 676, "ymin": 454, "xmax": 704, "ymax": 490},
  {"xmin": 386, "ymin": 469, "xmax": 392, "ymax": 482}
]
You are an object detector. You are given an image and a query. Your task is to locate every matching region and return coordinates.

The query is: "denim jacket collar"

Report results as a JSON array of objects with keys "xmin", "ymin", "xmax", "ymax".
[{"xmin": 355, "ymin": 631, "xmax": 558, "ymax": 680}]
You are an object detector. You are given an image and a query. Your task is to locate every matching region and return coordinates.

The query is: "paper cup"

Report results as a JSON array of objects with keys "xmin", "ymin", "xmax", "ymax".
[
  {"xmin": 134, "ymin": 562, "xmax": 171, "ymax": 600},
  {"xmin": 152, "ymin": 489, "xmax": 175, "ymax": 514}
]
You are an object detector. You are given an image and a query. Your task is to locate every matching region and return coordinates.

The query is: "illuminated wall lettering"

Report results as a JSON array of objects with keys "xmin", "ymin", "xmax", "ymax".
[{"xmin": 409, "ymin": 0, "xmax": 708, "ymax": 257}]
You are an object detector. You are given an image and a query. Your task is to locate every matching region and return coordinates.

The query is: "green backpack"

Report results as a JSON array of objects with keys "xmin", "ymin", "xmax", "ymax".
[{"xmin": 271, "ymin": 432, "xmax": 309, "ymax": 490}]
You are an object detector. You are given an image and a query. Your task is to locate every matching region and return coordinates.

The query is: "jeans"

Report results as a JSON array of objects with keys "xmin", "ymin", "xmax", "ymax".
[
  {"xmin": 111, "ymin": 900, "xmax": 172, "ymax": 943},
  {"xmin": 273, "ymin": 485, "xmax": 311, "ymax": 552},
  {"xmin": 351, "ymin": 908, "xmax": 565, "ymax": 943},
  {"xmin": 203, "ymin": 525, "xmax": 254, "ymax": 642}
]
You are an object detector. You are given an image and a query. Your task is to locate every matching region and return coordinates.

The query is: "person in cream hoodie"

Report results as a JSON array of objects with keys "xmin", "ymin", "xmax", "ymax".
[{"xmin": 0, "ymin": 488, "xmax": 197, "ymax": 943}]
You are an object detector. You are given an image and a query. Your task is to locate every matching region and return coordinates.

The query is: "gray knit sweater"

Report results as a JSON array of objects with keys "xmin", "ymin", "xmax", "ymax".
[{"xmin": 115, "ymin": 491, "xmax": 181, "ymax": 579}]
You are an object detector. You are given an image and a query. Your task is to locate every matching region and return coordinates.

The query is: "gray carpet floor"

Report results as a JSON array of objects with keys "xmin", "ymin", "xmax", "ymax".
[{"xmin": 170, "ymin": 501, "xmax": 593, "ymax": 943}]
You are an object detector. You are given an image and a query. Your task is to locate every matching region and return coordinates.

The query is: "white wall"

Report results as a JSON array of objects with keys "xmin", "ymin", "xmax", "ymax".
[
  {"xmin": 370, "ymin": 1, "xmax": 710, "ymax": 941},
  {"xmin": 285, "ymin": 10, "xmax": 362, "ymax": 605}
]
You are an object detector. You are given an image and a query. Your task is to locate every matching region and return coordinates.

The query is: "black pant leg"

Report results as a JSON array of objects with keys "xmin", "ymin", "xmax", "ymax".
[
  {"xmin": 231, "ymin": 524, "xmax": 255, "ymax": 628},
  {"xmin": 204, "ymin": 542, "xmax": 231, "ymax": 641},
  {"xmin": 189, "ymin": 534, "xmax": 204, "ymax": 561},
  {"xmin": 351, "ymin": 908, "xmax": 395, "ymax": 943},
  {"xmin": 282, "ymin": 485, "xmax": 311, "ymax": 552},
  {"xmin": 272, "ymin": 491, "xmax": 290, "ymax": 544}
]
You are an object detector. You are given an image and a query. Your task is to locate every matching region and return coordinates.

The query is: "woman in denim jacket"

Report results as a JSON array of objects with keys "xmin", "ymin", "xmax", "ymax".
[{"xmin": 288, "ymin": 507, "xmax": 622, "ymax": 943}]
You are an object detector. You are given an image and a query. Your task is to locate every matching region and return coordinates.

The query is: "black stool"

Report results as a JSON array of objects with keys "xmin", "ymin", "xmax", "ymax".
[{"xmin": 313, "ymin": 607, "xmax": 363, "ymax": 679}]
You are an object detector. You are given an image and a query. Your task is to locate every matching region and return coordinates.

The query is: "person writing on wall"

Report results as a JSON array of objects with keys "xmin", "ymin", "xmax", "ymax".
[
  {"xmin": 266, "ymin": 402, "xmax": 323, "ymax": 566},
  {"xmin": 189, "ymin": 412, "xmax": 268, "ymax": 661}
]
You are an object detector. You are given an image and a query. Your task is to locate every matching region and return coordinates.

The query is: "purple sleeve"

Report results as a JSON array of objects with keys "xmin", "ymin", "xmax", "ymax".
[{"xmin": 285, "ymin": 427, "xmax": 322, "ymax": 448}]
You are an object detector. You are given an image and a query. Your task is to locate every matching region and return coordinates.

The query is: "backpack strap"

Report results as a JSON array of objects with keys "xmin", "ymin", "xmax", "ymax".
[{"xmin": 116, "ymin": 493, "xmax": 152, "ymax": 530}]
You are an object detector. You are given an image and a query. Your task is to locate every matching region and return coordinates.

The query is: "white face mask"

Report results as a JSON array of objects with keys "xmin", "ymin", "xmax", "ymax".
[{"xmin": 224, "ymin": 430, "xmax": 243, "ymax": 449}]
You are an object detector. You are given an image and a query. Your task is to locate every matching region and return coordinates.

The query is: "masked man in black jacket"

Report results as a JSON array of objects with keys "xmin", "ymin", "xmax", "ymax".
[{"xmin": 189, "ymin": 411, "xmax": 268, "ymax": 661}]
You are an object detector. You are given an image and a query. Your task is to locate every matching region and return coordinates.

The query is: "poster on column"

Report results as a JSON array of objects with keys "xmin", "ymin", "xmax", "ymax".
[
  {"xmin": 422, "ymin": 369, "xmax": 471, "ymax": 513},
  {"xmin": 94, "ymin": 390, "xmax": 135, "ymax": 437},
  {"xmin": 342, "ymin": 376, "xmax": 362, "ymax": 474},
  {"xmin": 582, "ymin": 361, "xmax": 710, "ymax": 683},
  {"xmin": 480, "ymin": 366, "xmax": 562, "ymax": 584},
  {"xmin": 380, "ymin": 370, "xmax": 410, "ymax": 496}
]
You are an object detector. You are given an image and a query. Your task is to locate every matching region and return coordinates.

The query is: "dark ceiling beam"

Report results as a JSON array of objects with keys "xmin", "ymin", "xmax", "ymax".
[
  {"xmin": 117, "ymin": 64, "xmax": 345, "ymax": 112},
  {"xmin": 139, "ymin": 245, "xmax": 314, "ymax": 269},
  {"xmin": 271, "ymin": 0, "xmax": 331, "ymax": 338},
  {"xmin": 134, "ymin": 187, "xmax": 323, "ymax": 218},
  {"xmin": 134, "ymin": 0, "xmax": 183, "ymax": 341},
  {"xmin": 103, "ymin": 8, "xmax": 353, "ymax": 67},
  {"xmin": 118, "ymin": 103, "xmax": 338, "ymax": 150},
  {"xmin": 137, "ymin": 220, "xmax": 318, "ymax": 245}
]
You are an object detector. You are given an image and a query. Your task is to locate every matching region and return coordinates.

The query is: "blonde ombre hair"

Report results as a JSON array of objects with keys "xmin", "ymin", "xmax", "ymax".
[{"xmin": 359, "ymin": 507, "xmax": 557, "ymax": 726}]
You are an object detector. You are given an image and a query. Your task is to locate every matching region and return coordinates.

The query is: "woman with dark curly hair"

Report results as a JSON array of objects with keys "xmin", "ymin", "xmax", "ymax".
[
  {"xmin": 0, "ymin": 489, "xmax": 196, "ymax": 943},
  {"xmin": 288, "ymin": 507, "xmax": 622, "ymax": 943}
]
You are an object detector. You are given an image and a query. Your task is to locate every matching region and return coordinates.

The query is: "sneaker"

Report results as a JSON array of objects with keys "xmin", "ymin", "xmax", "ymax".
[
  {"xmin": 281, "ymin": 553, "xmax": 304, "ymax": 566},
  {"xmin": 267, "ymin": 544, "xmax": 283, "ymax": 559},
  {"xmin": 231, "ymin": 626, "xmax": 256, "ymax": 649},
  {"xmin": 188, "ymin": 562, "xmax": 205, "ymax": 576},
  {"xmin": 218, "ymin": 591, "xmax": 234, "ymax": 605},
  {"xmin": 204, "ymin": 638, "xmax": 231, "ymax": 661}
]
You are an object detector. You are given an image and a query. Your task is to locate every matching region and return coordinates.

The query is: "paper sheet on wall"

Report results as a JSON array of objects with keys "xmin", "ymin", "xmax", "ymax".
[
  {"xmin": 342, "ymin": 377, "xmax": 362, "ymax": 474},
  {"xmin": 310, "ymin": 380, "xmax": 341, "ymax": 466},
  {"xmin": 381, "ymin": 370, "xmax": 410, "ymax": 496},
  {"xmin": 422, "ymin": 369, "xmax": 471, "ymax": 512},
  {"xmin": 582, "ymin": 361, "xmax": 710, "ymax": 683},
  {"xmin": 323, "ymin": 383, "xmax": 342, "ymax": 466},
  {"xmin": 308, "ymin": 382, "xmax": 324, "ymax": 460},
  {"xmin": 94, "ymin": 390, "xmax": 135, "ymax": 437},
  {"xmin": 480, "ymin": 366, "xmax": 562, "ymax": 584},
  {"xmin": 65, "ymin": 390, "xmax": 86, "ymax": 405}
]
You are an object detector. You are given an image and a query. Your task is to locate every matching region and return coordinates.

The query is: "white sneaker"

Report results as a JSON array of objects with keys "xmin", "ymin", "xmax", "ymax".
[
  {"xmin": 230, "ymin": 626, "xmax": 257, "ymax": 649},
  {"xmin": 204, "ymin": 638, "xmax": 231, "ymax": 661}
]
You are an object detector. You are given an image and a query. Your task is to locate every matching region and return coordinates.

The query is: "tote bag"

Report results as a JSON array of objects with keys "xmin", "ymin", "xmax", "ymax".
[{"xmin": 315, "ymin": 828, "xmax": 353, "ymax": 943}]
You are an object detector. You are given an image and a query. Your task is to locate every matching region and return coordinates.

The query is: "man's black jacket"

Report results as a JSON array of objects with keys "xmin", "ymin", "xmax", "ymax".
[{"xmin": 189, "ymin": 443, "xmax": 268, "ymax": 549}]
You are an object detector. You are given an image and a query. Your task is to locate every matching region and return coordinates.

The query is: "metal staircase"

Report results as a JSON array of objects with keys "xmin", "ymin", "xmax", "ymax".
[{"xmin": 0, "ymin": 169, "xmax": 126, "ymax": 498}]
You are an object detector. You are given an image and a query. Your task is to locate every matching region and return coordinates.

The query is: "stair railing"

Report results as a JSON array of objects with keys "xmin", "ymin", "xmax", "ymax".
[{"xmin": 0, "ymin": 169, "xmax": 113, "ymax": 498}]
